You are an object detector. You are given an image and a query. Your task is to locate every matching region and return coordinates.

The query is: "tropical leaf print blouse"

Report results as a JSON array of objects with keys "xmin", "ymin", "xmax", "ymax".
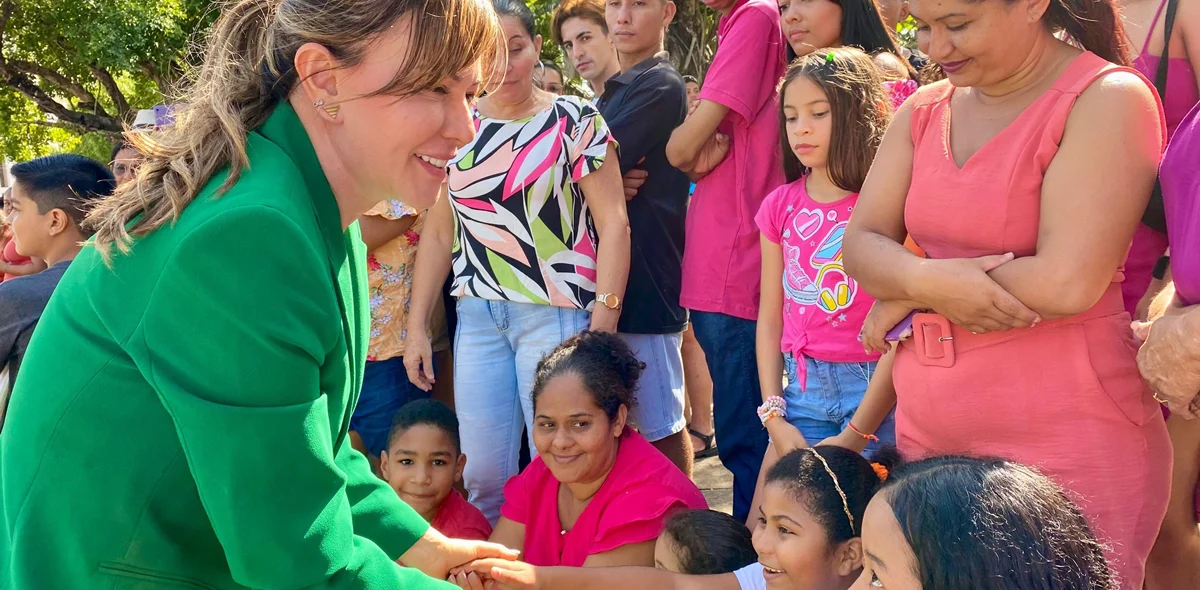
[{"xmin": 447, "ymin": 95, "xmax": 615, "ymax": 311}]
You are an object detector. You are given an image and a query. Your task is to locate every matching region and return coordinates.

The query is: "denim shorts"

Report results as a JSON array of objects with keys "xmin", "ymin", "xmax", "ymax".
[
  {"xmin": 783, "ymin": 353, "xmax": 896, "ymax": 457},
  {"xmin": 617, "ymin": 332, "xmax": 686, "ymax": 442}
]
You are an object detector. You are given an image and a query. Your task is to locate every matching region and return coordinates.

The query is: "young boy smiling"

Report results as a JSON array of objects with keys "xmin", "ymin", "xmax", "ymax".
[{"xmin": 380, "ymin": 399, "xmax": 491, "ymax": 540}]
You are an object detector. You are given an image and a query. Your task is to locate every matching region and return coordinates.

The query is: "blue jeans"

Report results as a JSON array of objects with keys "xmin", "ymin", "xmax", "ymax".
[
  {"xmin": 783, "ymin": 354, "xmax": 896, "ymax": 457},
  {"xmin": 691, "ymin": 311, "xmax": 767, "ymax": 523},
  {"xmin": 454, "ymin": 297, "xmax": 590, "ymax": 523},
  {"xmin": 351, "ymin": 356, "xmax": 433, "ymax": 457}
]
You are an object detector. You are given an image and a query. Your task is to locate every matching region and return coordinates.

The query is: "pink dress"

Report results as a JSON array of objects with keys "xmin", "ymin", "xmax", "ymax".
[
  {"xmin": 896, "ymin": 52, "xmax": 1171, "ymax": 587},
  {"xmin": 500, "ymin": 429, "xmax": 707, "ymax": 566}
]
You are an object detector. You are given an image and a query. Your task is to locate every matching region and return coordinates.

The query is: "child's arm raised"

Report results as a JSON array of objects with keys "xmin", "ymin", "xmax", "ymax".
[{"xmin": 818, "ymin": 349, "xmax": 898, "ymax": 454}]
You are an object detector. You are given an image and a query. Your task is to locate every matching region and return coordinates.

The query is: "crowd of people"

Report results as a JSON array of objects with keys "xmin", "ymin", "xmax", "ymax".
[{"xmin": 1, "ymin": 0, "xmax": 1199, "ymax": 587}]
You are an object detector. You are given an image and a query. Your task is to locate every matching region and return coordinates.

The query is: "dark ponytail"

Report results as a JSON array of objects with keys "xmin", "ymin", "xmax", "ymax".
[{"xmin": 1043, "ymin": 0, "xmax": 1132, "ymax": 65}]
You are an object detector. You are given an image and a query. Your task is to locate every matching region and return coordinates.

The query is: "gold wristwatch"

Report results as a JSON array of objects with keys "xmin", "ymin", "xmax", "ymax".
[{"xmin": 596, "ymin": 292, "xmax": 622, "ymax": 311}]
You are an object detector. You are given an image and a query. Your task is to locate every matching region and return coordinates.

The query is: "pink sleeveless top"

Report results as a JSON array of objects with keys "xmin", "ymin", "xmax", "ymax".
[
  {"xmin": 905, "ymin": 51, "xmax": 1164, "ymax": 273},
  {"xmin": 896, "ymin": 52, "xmax": 1170, "ymax": 588}
]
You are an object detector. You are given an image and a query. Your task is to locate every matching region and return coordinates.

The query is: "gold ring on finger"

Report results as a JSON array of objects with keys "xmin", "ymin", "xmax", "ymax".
[{"xmin": 1153, "ymin": 393, "xmax": 1168, "ymax": 405}]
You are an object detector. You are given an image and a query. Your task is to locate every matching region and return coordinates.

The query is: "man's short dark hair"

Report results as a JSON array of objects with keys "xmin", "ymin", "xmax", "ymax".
[
  {"xmin": 10, "ymin": 154, "xmax": 115, "ymax": 231},
  {"xmin": 386, "ymin": 399, "xmax": 462, "ymax": 454}
]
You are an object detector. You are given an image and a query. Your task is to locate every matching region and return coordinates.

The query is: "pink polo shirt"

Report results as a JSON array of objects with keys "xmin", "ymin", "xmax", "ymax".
[{"xmin": 680, "ymin": 0, "xmax": 786, "ymax": 320}]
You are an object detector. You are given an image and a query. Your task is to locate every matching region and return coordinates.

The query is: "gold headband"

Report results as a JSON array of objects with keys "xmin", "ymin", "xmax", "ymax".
[{"xmin": 807, "ymin": 448, "xmax": 855, "ymax": 535}]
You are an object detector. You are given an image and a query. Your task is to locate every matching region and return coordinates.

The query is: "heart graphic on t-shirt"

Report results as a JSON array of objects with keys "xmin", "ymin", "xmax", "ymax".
[{"xmin": 792, "ymin": 208, "xmax": 822, "ymax": 241}]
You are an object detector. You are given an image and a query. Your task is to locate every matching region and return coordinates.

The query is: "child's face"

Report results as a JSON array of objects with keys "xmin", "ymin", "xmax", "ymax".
[
  {"xmin": 380, "ymin": 424, "xmax": 465, "ymax": 521},
  {"xmin": 6, "ymin": 184, "xmax": 57, "ymax": 260},
  {"xmin": 686, "ymin": 81, "xmax": 700, "ymax": 105},
  {"xmin": 782, "ymin": 77, "xmax": 833, "ymax": 171},
  {"xmin": 753, "ymin": 483, "xmax": 861, "ymax": 590},
  {"xmin": 852, "ymin": 496, "xmax": 921, "ymax": 590},
  {"xmin": 778, "ymin": 0, "xmax": 842, "ymax": 58},
  {"xmin": 653, "ymin": 533, "xmax": 686, "ymax": 573}
]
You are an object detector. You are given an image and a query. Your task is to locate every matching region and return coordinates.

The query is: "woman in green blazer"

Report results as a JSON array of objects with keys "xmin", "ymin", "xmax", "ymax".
[{"xmin": 0, "ymin": 0, "xmax": 513, "ymax": 588}]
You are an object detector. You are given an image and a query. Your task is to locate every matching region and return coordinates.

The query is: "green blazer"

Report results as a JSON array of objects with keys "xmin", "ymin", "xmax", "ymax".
[{"xmin": 0, "ymin": 104, "xmax": 452, "ymax": 589}]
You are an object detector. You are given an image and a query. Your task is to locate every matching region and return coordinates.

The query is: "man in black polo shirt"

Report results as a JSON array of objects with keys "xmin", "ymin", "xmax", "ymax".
[{"xmin": 600, "ymin": 0, "xmax": 693, "ymax": 474}]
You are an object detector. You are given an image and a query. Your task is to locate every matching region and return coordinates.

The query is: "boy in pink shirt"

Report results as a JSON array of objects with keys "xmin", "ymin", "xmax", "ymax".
[{"xmin": 664, "ymin": 0, "xmax": 785, "ymax": 522}]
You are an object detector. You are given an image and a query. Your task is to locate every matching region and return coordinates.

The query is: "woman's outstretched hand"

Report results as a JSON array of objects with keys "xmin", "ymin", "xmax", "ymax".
[
  {"xmin": 917, "ymin": 253, "xmax": 1040, "ymax": 334},
  {"xmin": 452, "ymin": 559, "xmax": 542, "ymax": 590},
  {"xmin": 402, "ymin": 530, "xmax": 521, "ymax": 581}
]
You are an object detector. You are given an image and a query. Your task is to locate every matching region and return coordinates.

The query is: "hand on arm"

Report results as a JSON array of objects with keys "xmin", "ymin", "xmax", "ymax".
[
  {"xmin": 453, "ymin": 560, "xmax": 738, "ymax": 590},
  {"xmin": 845, "ymin": 103, "xmax": 1038, "ymax": 333},
  {"xmin": 578, "ymin": 143, "xmax": 631, "ymax": 333},
  {"xmin": 404, "ymin": 192, "xmax": 455, "ymax": 391},
  {"xmin": 986, "ymin": 72, "xmax": 1163, "ymax": 319},
  {"xmin": 665, "ymin": 100, "xmax": 730, "ymax": 176}
]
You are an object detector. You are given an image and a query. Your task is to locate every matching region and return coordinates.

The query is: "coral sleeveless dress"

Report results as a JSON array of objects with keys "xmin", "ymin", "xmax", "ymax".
[{"xmin": 895, "ymin": 52, "xmax": 1171, "ymax": 587}]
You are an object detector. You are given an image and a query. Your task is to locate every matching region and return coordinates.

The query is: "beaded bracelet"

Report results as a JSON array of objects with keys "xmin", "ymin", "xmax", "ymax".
[
  {"xmin": 847, "ymin": 421, "xmax": 880, "ymax": 443},
  {"xmin": 757, "ymin": 396, "xmax": 787, "ymax": 425}
]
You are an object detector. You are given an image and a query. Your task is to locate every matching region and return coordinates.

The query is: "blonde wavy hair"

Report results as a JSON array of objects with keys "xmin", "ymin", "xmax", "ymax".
[{"xmin": 87, "ymin": 0, "xmax": 502, "ymax": 260}]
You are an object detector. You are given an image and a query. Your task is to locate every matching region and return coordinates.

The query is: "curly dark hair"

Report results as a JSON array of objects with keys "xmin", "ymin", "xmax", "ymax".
[
  {"xmin": 531, "ymin": 330, "xmax": 642, "ymax": 420},
  {"xmin": 766, "ymin": 445, "xmax": 899, "ymax": 545},
  {"xmin": 880, "ymin": 456, "xmax": 1115, "ymax": 590}
]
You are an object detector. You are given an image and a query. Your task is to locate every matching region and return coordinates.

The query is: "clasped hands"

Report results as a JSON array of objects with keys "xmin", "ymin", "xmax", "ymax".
[
  {"xmin": 858, "ymin": 252, "xmax": 1041, "ymax": 354},
  {"xmin": 1131, "ymin": 299, "xmax": 1200, "ymax": 419}
]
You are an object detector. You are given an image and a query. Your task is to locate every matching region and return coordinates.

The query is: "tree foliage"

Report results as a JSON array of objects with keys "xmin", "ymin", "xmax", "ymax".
[{"xmin": 0, "ymin": 0, "xmax": 217, "ymax": 161}]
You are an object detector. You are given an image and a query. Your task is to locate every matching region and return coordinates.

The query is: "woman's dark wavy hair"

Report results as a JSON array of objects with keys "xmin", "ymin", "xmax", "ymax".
[
  {"xmin": 531, "ymin": 330, "xmax": 642, "ymax": 421},
  {"xmin": 766, "ymin": 445, "xmax": 900, "ymax": 546},
  {"xmin": 777, "ymin": 47, "xmax": 891, "ymax": 186},
  {"xmin": 783, "ymin": 0, "xmax": 915, "ymax": 79},
  {"xmin": 879, "ymin": 456, "xmax": 1115, "ymax": 590}
]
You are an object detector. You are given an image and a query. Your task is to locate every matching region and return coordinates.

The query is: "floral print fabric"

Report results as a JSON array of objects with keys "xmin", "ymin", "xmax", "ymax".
[
  {"xmin": 447, "ymin": 95, "xmax": 615, "ymax": 311},
  {"xmin": 365, "ymin": 200, "xmax": 448, "ymax": 361}
]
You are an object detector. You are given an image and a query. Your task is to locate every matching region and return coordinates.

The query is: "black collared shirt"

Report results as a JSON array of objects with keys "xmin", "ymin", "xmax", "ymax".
[{"xmin": 597, "ymin": 53, "xmax": 690, "ymax": 334}]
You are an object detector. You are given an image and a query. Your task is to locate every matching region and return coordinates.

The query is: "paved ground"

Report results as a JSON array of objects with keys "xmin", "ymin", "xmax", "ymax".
[{"xmin": 694, "ymin": 454, "xmax": 734, "ymax": 515}]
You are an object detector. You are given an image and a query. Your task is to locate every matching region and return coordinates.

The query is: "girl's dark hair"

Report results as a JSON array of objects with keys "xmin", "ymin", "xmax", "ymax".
[
  {"xmin": 765, "ymin": 445, "xmax": 900, "ymax": 545},
  {"xmin": 662, "ymin": 510, "xmax": 757, "ymax": 575},
  {"xmin": 493, "ymin": 0, "xmax": 537, "ymax": 38},
  {"xmin": 881, "ymin": 456, "xmax": 1114, "ymax": 590},
  {"xmin": 532, "ymin": 330, "xmax": 642, "ymax": 420},
  {"xmin": 778, "ymin": 47, "xmax": 891, "ymax": 186},
  {"xmin": 784, "ymin": 0, "xmax": 915, "ymax": 79},
  {"xmin": 980, "ymin": 0, "xmax": 1130, "ymax": 66}
]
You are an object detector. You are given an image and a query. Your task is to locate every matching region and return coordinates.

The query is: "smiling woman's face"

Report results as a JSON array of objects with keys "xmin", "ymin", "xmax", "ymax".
[
  {"xmin": 532, "ymin": 372, "xmax": 625, "ymax": 485},
  {"xmin": 852, "ymin": 495, "xmax": 922, "ymax": 590}
]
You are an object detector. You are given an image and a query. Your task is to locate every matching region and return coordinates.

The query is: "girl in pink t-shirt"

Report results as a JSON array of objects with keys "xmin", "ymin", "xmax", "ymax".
[{"xmin": 753, "ymin": 49, "xmax": 899, "ymax": 479}]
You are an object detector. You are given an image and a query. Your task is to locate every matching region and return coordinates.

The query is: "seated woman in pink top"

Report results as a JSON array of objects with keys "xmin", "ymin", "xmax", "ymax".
[
  {"xmin": 843, "ymin": 0, "xmax": 1169, "ymax": 586},
  {"xmin": 488, "ymin": 331, "xmax": 707, "ymax": 568}
]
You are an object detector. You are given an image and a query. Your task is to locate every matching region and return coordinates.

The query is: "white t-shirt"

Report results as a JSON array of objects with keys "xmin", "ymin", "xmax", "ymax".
[{"xmin": 734, "ymin": 563, "xmax": 766, "ymax": 590}]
